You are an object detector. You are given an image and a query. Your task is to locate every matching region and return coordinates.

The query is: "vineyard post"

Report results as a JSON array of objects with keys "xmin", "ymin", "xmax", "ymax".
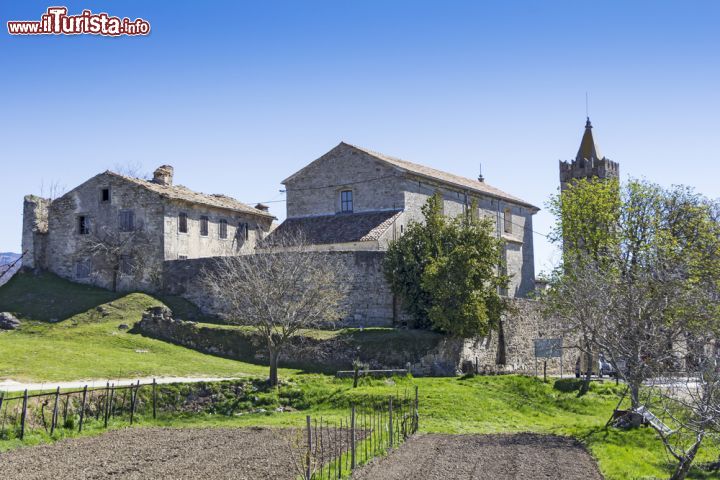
[
  {"xmin": 20, "ymin": 389, "xmax": 27, "ymax": 440},
  {"xmin": 388, "ymin": 397, "xmax": 393, "ymax": 448},
  {"xmin": 51, "ymin": 386, "xmax": 60, "ymax": 434},
  {"xmin": 350, "ymin": 405, "xmax": 356, "ymax": 469},
  {"xmin": 78, "ymin": 385, "xmax": 87, "ymax": 432}
]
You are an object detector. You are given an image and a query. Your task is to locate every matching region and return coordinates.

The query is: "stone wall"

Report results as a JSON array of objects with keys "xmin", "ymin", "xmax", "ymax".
[
  {"xmin": 21, "ymin": 195, "xmax": 50, "ymax": 270},
  {"xmin": 44, "ymin": 173, "xmax": 167, "ymax": 291},
  {"xmin": 134, "ymin": 299, "xmax": 576, "ymax": 377},
  {"xmin": 162, "ymin": 250, "xmax": 398, "ymax": 328}
]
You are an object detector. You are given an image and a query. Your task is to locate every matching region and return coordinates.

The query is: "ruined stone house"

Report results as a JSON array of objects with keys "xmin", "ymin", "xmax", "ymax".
[{"xmin": 22, "ymin": 165, "xmax": 274, "ymax": 291}]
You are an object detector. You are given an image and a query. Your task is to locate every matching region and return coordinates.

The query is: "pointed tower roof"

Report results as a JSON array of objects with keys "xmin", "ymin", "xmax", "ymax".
[{"xmin": 576, "ymin": 117, "xmax": 604, "ymax": 162}]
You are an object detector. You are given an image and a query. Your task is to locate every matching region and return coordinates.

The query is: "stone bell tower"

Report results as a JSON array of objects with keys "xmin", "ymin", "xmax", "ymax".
[{"xmin": 559, "ymin": 117, "xmax": 619, "ymax": 191}]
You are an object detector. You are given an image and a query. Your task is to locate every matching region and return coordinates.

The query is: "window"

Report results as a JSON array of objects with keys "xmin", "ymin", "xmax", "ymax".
[
  {"xmin": 178, "ymin": 213, "xmax": 188, "ymax": 233},
  {"xmin": 238, "ymin": 222, "xmax": 249, "ymax": 241},
  {"xmin": 78, "ymin": 216, "xmax": 91, "ymax": 235},
  {"xmin": 118, "ymin": 210, "xmax": 135, "ymax": 232},
  {"xmin": 101, "ymin": 188, "xmax": 110, "ymax": 203},
  {"xmin": 120, "ymin": 255, "xmax": 133, "ymax": 275},
  {"xmin": 75, "ymin": 260, "xmax": 91, "ymax": 278},
  {"xmin": 178, "ymin": 254, "xmax": 188, "ymax": 260},
  {"xmin": 200, "ymin": 216, "xmax": 209, "ymax": 236},
  {"xmin": 340, "ymin": 190, "xmax": 353, "ymax": 212},
  {"xmin": 503, "ymin": 208, "xmax": 513, "ymax": 234},
  {"xmin": 219, "ymin": 219, "xmax": 228, "ymax": 239}
]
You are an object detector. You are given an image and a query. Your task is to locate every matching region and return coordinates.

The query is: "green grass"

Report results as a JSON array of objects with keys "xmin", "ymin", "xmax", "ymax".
[{"xmin": 0, "ymin": 272, "xmax": 297, "ymax": 382}]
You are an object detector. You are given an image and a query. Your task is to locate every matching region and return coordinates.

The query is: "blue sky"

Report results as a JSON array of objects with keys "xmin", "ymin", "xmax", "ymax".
[{"xmin": 1, "ymin": 0, "xmax": 719, "ymax": 274}]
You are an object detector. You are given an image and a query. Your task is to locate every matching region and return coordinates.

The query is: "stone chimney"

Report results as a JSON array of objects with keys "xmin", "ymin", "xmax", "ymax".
[
  {"xmin": 254, "ymin": 203, "xmax": 270, "ymax": 213},
  {"xmin": 152, "ymin": 165, "xmax": 174, "ymax": 186}
]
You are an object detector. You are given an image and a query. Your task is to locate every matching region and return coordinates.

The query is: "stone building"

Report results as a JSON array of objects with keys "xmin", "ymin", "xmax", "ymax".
[
  {"xmin": 559, "ymin": 117, "xmax": 619, "ymax": 190},
  {"xmin": 273, "ymin": 142, "xmax": 539, "ymax": 298},
  {"xmin": 22, "ymin": 166, "xmax": 274, "ymax": 291}
]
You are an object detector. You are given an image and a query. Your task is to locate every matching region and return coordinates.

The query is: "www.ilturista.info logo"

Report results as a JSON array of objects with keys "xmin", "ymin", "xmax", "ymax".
[{"xmin": 7, "ymin": 7, "xmax": 150, "ymax": 36}]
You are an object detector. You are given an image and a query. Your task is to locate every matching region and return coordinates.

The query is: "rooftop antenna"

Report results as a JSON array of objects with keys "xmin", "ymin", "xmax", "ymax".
[
  {"xmin": 585, "ymin": 92, "xmax": 589, "ymax": 119},
  {"xmin": 478, "ymin": 162, "xmax": 484, "ymax": 182}
]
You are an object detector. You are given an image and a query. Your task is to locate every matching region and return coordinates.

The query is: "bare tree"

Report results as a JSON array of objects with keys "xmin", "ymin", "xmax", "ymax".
[
  {"xmin": 201, "ymin": 234, "xmax": 349, "ymax": 385},
  {"xmin": 39, "ymin": 179, "xmax": 66, "ymax": 201},
  {"xmin": 645, "ymin": 351, "xmax": 720, "ymax": 480},
  {"xmin": 112, "ymin": 161, "xmax": 150, "ymax": 180},
  {"xmin": 82, "ymin": 223, "xmax": 154, "ymax": 292},
  {"xmin": 0, "ymin": 252, "xmax": 25, "ymax": 284}
]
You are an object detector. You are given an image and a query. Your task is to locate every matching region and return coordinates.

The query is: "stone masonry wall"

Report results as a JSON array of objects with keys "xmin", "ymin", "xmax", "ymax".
[
  {"xmin": 162, "ymin": 251, "xmax": 397, "ymax": 328},
  {"xmin": 45, "ymin": 173, "xmax": 167, "ymax": 291},
  {"xmin": 21, "ymin": 195, "xmax": 50, "ymax": 270},
  {"xmin": 134, "ymin": 299, "xmax": 574, "ymax": 377}
]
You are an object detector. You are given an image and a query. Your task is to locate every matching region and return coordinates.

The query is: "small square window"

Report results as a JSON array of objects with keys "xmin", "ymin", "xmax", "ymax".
[
  {"xmin": 101, "ymin": 188, "xmax": 110, "ymax": 202},
  {"xmin": 178, "ymin": 213, "xmax": 188, "ymax": 233},
  {"xmin": 200, "ymin": 216, "xmax": 209, "ymax": 236},
  {"xmin": 340, "ymin": 190, "xmax": 353, "ymax": 213},
  {"xmin": 219, "ymin": 219, "xmax": 228, "ymax": 239},
  {"xmin": 78, "ymin": 216, "xmax": 91, "ymax": 235}
]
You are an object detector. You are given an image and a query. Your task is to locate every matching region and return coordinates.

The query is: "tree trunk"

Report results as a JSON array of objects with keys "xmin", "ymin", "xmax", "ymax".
[
  {"xmin": 112, "ymin": 265, "xmax": 119, "ymax": 292},
  {"xmin": 630, "ymin": 383, "xmax": 640, "ymax": 410},
  {"xmin": 670, "ymin": 437, "xmax": 704, "ymax": 480},
  {"xmin": 580, "ymin": 349, "xmax": 592, "ymax": 396},
  {"xmin": 268, "ymin": 348, "xmax": 280, "ymax": 386}
]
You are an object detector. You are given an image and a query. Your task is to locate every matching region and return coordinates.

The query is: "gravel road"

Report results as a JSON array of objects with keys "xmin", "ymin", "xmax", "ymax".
[
  {"xmin": 352, "ymin": 433, "xmax": 603, "ymax": 480},
  {"xmin": 0, "ymin": 427, "xmax": 300, "ymax": 480}
]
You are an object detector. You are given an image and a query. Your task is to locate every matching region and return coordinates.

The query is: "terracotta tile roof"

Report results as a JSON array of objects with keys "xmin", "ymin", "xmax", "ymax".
[
  {"xmin": 342, "ymin": 143, "xmax": 538, "ymax": 210},
  {"xmin": 270, "ymin": 210, "xmax": 402, "ymax": 245},
  {"xmin": 107, "ymin": 172, "xmax": 274, "ymax": 218}
]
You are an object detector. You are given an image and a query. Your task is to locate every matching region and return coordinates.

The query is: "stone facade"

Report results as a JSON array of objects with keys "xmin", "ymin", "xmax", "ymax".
[
  {"xmin": 22, "ymin": 166, "xmax": 274, "ymax": 291},
  {"xmin": 279, "ymin": 143, "xmax": 538, "ymax": 297}
]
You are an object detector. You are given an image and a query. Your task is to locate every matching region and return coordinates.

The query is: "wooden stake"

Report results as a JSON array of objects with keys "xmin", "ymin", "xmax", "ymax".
[
  {"xmin": 388, "ymin": 397, "xmax": 393, "ymax": 448},
  {"xmin": 50, "ymin": 386, "xmax": 60, "ymax": 435},
  {"xmin": 78, "ymin": 386, "xmax": 87, "ymax": 432},
  {"xmin": 351, "ymin": 405, "xmax": 356, "ymax": 469},
  {"xmin": 20, "ymin": 389, "xmax": 27, "ymax": 440}
]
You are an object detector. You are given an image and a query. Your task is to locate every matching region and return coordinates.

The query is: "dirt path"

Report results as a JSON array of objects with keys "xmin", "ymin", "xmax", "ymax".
[
  {"xmin": 0, "ymin": 427, "xmax": 299, "ymax": 480},
  {"xmin": 352, "ymin": 433, "xmax": 603, "ymax": 480}
]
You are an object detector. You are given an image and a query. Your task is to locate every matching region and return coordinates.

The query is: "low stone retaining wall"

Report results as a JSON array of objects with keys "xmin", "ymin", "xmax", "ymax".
[{"xmin": 134, "ymin": 299, "xmax": 579, "ymax": 377}]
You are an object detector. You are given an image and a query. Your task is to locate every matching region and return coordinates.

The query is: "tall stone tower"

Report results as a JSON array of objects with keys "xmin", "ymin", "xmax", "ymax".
[{"xmin": 559, "ymin": 117, "xmax": 619, "ymax": 190}]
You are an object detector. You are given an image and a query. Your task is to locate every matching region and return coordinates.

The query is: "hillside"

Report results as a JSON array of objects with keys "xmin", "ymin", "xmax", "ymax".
[
  {"xmin": 0, "ymin": 272, "xmax": 295, "ymax": 382},
  {"xmin": 0, "ymin": 252, "xmax": 21, "ymax": 286}
]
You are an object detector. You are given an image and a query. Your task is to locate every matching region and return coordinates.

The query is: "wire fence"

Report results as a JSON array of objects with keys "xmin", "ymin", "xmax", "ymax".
[
  {"xmin": 0, "ymin": 380, "xmax": 420, "ymax": 480},
  {"xmin": 289, "ymin": 386, "xmax": 420, "ymax": 480},
  {"xmin": 0, "ymin": 379, "xmax": 166, "ymax": 441}
]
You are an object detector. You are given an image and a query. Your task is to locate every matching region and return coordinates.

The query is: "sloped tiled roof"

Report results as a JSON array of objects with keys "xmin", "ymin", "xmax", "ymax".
[
  {"xmin": 270, "ymin": 210, "xmax": 402, "ymax": 245},
  {"xmin": 343, "ymin": 143, "xmax": 537, "ymax": 210},
  {"xmin": 107, "ymin": 171, "xmax": 274, "ymax": 218},
  {"xmin": 283, "ymin": 142, "xmax": 538, "ymax": 211}
]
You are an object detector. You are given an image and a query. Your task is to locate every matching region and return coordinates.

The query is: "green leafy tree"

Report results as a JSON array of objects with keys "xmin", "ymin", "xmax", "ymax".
[{"xmin": 384, "ymin": 194, "xmax": 508, "ymax": 337}]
